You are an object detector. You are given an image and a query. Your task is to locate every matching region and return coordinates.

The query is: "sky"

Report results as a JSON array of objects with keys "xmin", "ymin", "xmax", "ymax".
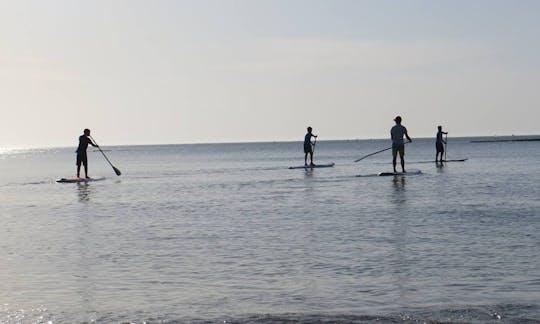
[{"xmin": 1, "ymin": 0, "xmax": 539, "ymax": 148}]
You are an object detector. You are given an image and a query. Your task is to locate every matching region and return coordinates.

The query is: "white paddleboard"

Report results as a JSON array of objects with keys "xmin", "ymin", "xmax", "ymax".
[
  {"xmin": 289, "ymin": 163, "xmax": 335, "ymax": 169},
  {"xmin": 57, "ymin": 177, "xmax": 106, "ymax": 183}
]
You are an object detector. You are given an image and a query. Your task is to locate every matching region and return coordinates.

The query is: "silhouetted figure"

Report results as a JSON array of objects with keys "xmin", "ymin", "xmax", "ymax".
[
  {"xmin": 304, "ymin": 126, "xmax": 318, "ymax": 166},
  {"xmin": 435, "ymin": 125, "xmax": 448, "ymax": 163},
  {"xmin": 391, "ymin": 116, "xmax": 412, "ymax": 173},
  {"xmin": 76, "ymin": 129, "xmax": 98, "ymax": 178}
]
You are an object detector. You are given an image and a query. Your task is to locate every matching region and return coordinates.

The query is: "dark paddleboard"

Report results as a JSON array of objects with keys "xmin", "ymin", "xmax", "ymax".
[
  {"xmin": 57, "ymin": 177, "xmax": 106, "ymax": 183},
  {"xmin": 410, "ymin": 158, "xmax": 468, "ymax": 164},
  {"xmin": 378, "ymin": 169, "xmax": 422, "ymax": 176},
  {"xmin": 289, "ymin": 163, "xmax": 335, "ymax": 169},
  {"xmin": 356, "ymin": 169, "xmax": 423, "ymax": 177}
]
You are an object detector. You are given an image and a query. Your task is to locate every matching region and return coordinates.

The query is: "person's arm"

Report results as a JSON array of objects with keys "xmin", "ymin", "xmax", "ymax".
[
  {"xmin": 87, "ymin": 137, "xmax": 98, "ymax": 147},
  {"xmin": 405, "ymin": 131, "xmax": 412, "ymax": 142}
]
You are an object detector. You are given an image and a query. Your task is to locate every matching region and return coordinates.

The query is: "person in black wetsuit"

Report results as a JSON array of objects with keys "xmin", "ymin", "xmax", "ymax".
[
  {"xmin": 76, "ymin": 129, "xmax": 98, "ymax": 178},
  {"xmin": 435, "ymin": 125, "xmax": 448, "ymax": 163},
  {"xmin": 304, "ymin": 126, "xmax": 318, "ymax": 166}
]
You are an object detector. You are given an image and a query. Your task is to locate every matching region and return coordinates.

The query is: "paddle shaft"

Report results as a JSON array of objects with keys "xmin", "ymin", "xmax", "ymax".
[
  {"xmin": 355, "ymin": 146, "xmax": 391, "ymax": 162},
  {"xmin": 89, "ymin": 136, "xmax": 121, "ymax": 176},
  {"xmin": 444, "ymin": 133, "xmax": 448, "ymax": 161},
  {"xmin": 354, "ymin": 142, "xmax": 410, "ymax": 163}
]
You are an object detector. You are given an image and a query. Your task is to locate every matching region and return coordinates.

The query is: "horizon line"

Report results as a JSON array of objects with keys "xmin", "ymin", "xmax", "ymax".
[{"xmin": 2, "ymin": 133, "xmax": 539, "ymax": 151}]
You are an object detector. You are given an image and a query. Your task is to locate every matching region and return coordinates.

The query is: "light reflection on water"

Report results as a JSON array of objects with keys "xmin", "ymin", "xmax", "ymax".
[{"xmin": 0, "ymin": 138, "xmax": 539, "ymax": 322}]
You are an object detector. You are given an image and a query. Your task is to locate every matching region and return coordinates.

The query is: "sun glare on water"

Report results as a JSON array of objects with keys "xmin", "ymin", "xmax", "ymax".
[{"xmin": 0, "ymin": 147, "xmax": 28, "ymax": 155}]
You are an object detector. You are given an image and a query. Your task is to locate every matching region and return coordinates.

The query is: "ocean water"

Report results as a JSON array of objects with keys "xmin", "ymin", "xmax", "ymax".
[{"xmin": 1, "ymin": 137, "xmax": 540, "ymax": 323}]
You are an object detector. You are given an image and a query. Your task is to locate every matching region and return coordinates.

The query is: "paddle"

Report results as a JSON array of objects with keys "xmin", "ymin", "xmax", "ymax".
[
  {"xmin": 89, "ymin": 135, "xmax": 122, "ymax": 176},
  {"xmin": 444, "ymin": 133, "xmax": 448, "ymax": 161},
  {"xmin": 354, "ymin": 146, "xmax": 392, "ymax": 162},
  {"xmin": 354, "ymin": 142, "xmax": 409, "ymax": 163}
]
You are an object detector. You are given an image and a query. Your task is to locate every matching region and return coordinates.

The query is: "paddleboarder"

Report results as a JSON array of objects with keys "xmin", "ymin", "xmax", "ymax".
[
  {"xmin": 304, "ymin": 126, "xmax": 318, "ymax": 166},
  {"xmin": 76, "ymin": 129, "xmax": 98, "ymax": 178},
  {"xmin": 435, "ymin": 125, "xmax": 448, "ymax": 163},
  {"xmin": 391, "ymin": 116, "xmax": 412, "ymax": 173}
]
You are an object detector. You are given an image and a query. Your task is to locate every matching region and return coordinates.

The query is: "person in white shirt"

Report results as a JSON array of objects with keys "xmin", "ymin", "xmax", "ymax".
[{"xmin": 390, "ymin": 116, "xmax": 412, "ymax": 173}]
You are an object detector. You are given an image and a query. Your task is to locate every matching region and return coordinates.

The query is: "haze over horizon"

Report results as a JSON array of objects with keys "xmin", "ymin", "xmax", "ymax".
[{"xmin": 1, "ymin": 0, "xmax": 539, "ymax": 148}]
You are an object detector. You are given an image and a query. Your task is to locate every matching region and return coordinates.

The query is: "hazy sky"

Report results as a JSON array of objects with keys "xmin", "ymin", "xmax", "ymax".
[{"xmin": 1, "ymin": 0, "xmax": 539, "ymax": 147}]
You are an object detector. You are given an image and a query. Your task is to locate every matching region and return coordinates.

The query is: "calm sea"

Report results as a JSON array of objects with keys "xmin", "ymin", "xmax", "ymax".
[{"xmin": 1, "ymin": 137, "xmax": 539, "ymax": 323}]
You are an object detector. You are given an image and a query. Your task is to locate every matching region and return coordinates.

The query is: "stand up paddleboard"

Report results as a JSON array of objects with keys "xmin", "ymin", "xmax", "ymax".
[
  {"xmin": 378, "ymin": 169, "xmax": 422, "ymax": 176},
  {"xmin": 356, "ymin": 169, "xmax": 423, "ymax": 177},
  {"xmin": 409, "ymin": 158, "xmax": 468, "ymax": 164},
  {"xmin": 289, "ymin": 163, "xmax": 335, "ymax": 169},
  {"xmin": 57, "ymin": 177, "xmax": 106, "ymax": 183}
]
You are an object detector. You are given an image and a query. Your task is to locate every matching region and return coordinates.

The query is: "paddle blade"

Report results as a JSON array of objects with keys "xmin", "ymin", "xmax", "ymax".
[{"xmin": 113, "ymin": 166, "xmax": 122, "ymax": 176}]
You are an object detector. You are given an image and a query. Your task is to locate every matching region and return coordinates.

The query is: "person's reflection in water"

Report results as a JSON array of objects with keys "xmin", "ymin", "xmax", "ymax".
[
  {"xmin": 391, "ymin": 176, "xmax": 407, "ymax": 205},
  {"xmin": 303, "ymin": 168, "xmax": 314, "ymax": 178},
  {"xmin": 301, "ymin": 169, "xmax": 315, "ymax": 200},
  {"xmin": 436, "ymin": 162, "xmax": 445, "ymax": 174},
  {"xmin": 388, "ymin": 175, "xmax": 411, "ymax": 307},
  {"xmin": 390, "ymin": 178, "xmax": 410, "ymax": 308},
  {"xmin": 77, "ymin": 182, "xmax": 91, "ymax": 202}
]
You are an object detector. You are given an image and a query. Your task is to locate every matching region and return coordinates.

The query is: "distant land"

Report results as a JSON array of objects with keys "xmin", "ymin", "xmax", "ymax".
[{"xmin": 470, "ymin": 135, "xmax": 540, "ymax": 143}]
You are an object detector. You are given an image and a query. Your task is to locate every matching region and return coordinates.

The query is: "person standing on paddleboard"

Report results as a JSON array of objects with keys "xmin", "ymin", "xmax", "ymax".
[
  {"xmin": 76, "ymin": 129, "xmax": 98, "ymax": 179},
  {"xmin": 304, "ymin": 126, "xmax": 318, "ymax": 166},
  {"xmin": 391, "ymin": 116, "xmax": 412, "ymax": 173},
  {"xmin": 435, "ymin": 125, "xmax": 448, "ymax": 163}
]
